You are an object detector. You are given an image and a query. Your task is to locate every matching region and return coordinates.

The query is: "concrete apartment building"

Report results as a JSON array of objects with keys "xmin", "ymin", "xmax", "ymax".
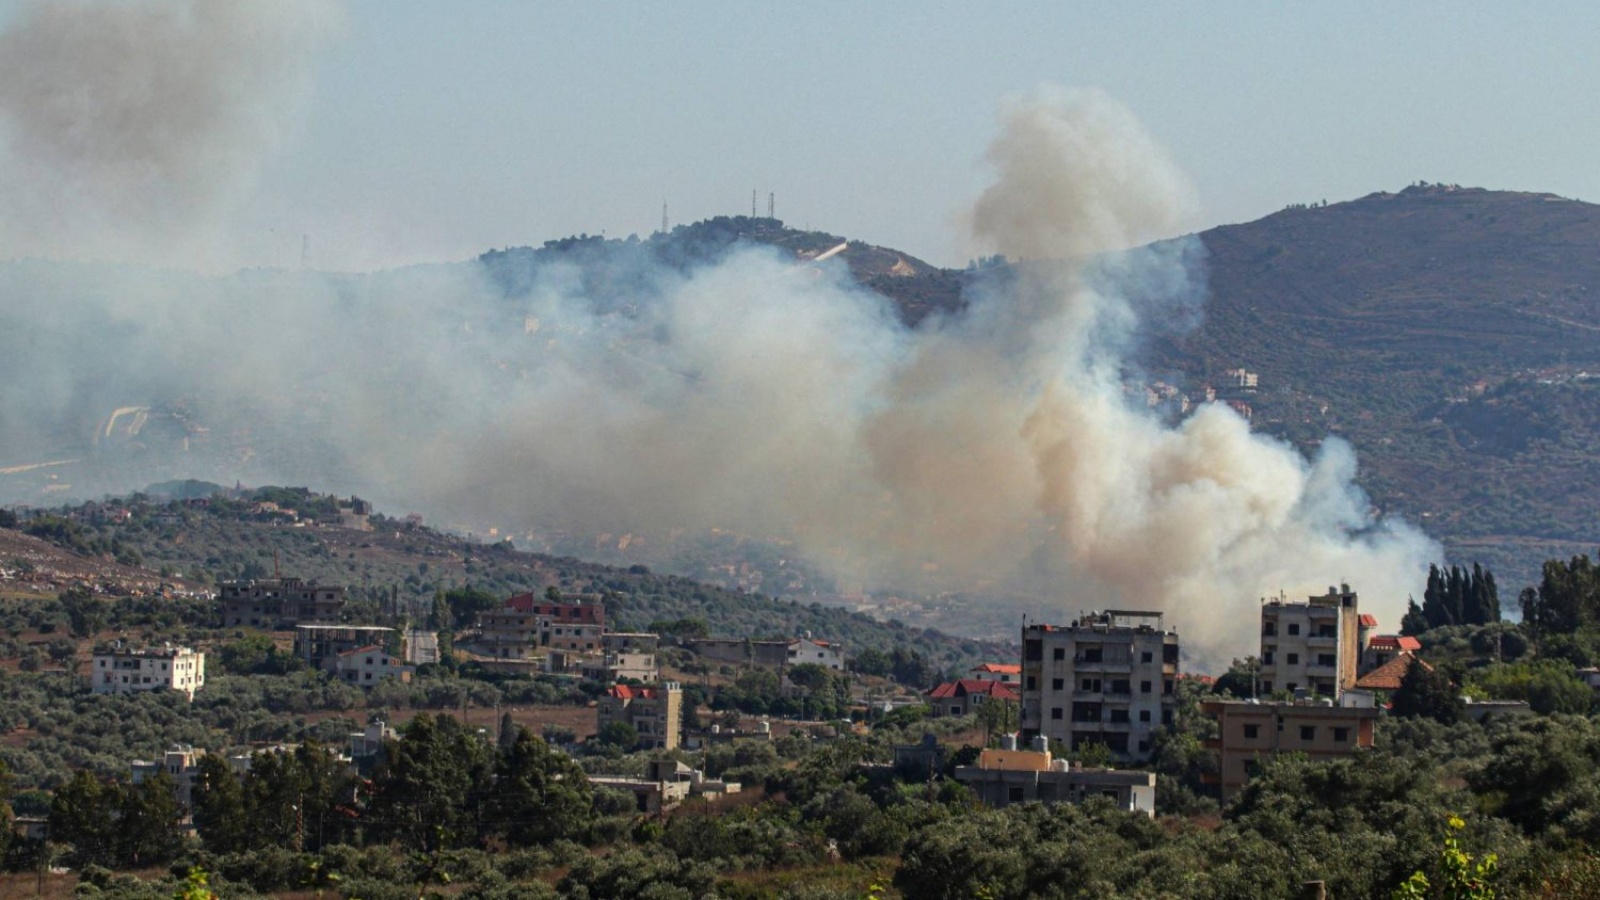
[
  {"xmin": 218, "ymin": 577, "xmax": 345, "ymax": 629},
  {"xmin": 1020, "ymin": 610, "xmax": 1179, "ymax": 761},
  {"xmin": 1202, "ymin": 697, "xmax": 1379, "ymax": 800},
  {"xmin": 580, "ymin": 632, "xmax": 661, "ymax": 683},
  {"xmin": 689, "ymin": 637, "xmax": 792, "ymax": 670},
  {"xmin": 294, "ymin": 624, "xmax": 397, "ymax": 670},
  {"xmin": 131, "ymin": 744, "xmax": 206, "ymax": 811},
  {"xmin": 1258, "ymin": 585, "xmax": 1368, "ymax": 699},
  {"xmin": 598, "ymin": 682, "xmax": 683, "ymax": 750},
  {"xmin": 472, "ymin": 592, "xmax": 606, "ymax": 659},
  {"xmin": 91, "ymin": 645, "xmax": 206, "ymax": 699},
  {"xmin": 330, "ymin": 645, "xmax": 414, "ymax": 686},
  {"xmin": 954, "ymin": 739, "xmax": 1156, "ymax": 816}
]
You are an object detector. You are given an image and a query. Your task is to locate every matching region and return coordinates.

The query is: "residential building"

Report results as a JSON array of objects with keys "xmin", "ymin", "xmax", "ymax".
[
  {"xmin": 1354, "ymin": 653, "xmax": 1427, "ymax": 693},
  {"xmin": 1020, "ymin": 610, "xmax": 1179, "ymax": 761},
  {"xmin": 590, "ymin": 760, "xmax": 741, "ymax": 815},
  {"xmin": 787, "ymin": 637, "xmax": 845, "ymax": 671},
  {"xmin": 91, "ymin": 645, "xmax": 206, "ymax": 699},
  {"xmin": 1201, "ymin": 698, "xmax": 1379, "ymax": 800},
  {"xmin": 405, "ymin": 628, "xmax": 440, "ymax": 666},
  {"xmin": 1360, "ymin": 633, "xmax": 1421, "ymax": 675},
  {"xmin": 926, "ymin": 679, "xmax": 1020, "ymax": 718},
  {"xmin": 1258, "ymin": 585, "xmax": 1366, "ymax": 699},
  {"xmin": 218, "ymin": 577, "xmax": 345, "ymax": 629},
  {"xmin": 295, "ymin": 624, "xmax": 398, "ymax": 671},
  {"xmin": 130, "ymin": 744, "xmax": 206, "ymax": 811},
  {"xmin": 580, "ymin": 632, "xmax": 661, "ymax": 683},
  {"xmin": 330, "ymin": 645, "xmax": 414, "ymax": 686},
  {"xmin": 954, "ymin": 738, "xmax": 1156, "ymax": 816},
  {"xmin": 471, "ymin": 592, "xmax": 606, "ymax": 659},
  {"xmin": 689, "ymin": 637, "xmax": 792, "ymax": 670},
  {"xmin": 598, "ymin": 682, "xmax": 682, "ymax": 750},
  {"xmin": 969, "ymin": 663, "xmax": 1022, "ymax": 685}
]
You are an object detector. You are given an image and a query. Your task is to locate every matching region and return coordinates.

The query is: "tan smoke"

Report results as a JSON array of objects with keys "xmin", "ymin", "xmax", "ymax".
[{"xmin": 0, "ymin": 0, "xmax": 342, "ymax": 265}]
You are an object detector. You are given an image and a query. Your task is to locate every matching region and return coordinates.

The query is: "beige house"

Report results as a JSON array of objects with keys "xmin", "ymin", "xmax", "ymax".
[
  {"xmin": 597, "ymin": 682, "xmax": 682, "ymax": 750},
  {"xmin": 92, "ymin": 645, "xmax": 206, "ymax": 700},
  {"xmin": 130, "ymin": 744, "xmax": 206, "ymax": 811},
  {"xmin": 330, "ymin": 645, "xmax": 414, "ymax": 686},
  {"xmin": 1201, "ymin": 698, "xmax": 1379, "ymax": 800},
  {"xmin": 1020, "ymin": 611, "xmax": 1179, "ymax": 761},
  {"xmin": 954, "ymin": 740, "xmax": 1156, "ymax": 816}
]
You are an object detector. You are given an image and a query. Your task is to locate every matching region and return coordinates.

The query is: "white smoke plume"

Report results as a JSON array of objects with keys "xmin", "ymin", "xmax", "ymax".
[
  {"xmin": 0, "ymin": 0, "xmax": 342, "ymax": 266},
  {"xmin": 0, "ymin": 78, "xmax": 1434, "ymax": 665}
]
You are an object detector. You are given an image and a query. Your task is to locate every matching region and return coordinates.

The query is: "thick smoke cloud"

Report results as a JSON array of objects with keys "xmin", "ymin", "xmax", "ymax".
[
  {"xmin": 0, "ymin": 73, "xmax": 1434, "ymax": 663},
  {"xmin": 0, "ymin": 0, "xmax": 341, "ymax": 266}
]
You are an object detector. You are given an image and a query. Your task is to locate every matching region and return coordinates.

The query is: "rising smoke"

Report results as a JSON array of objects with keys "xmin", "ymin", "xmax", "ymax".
[
  {"xmin": 0, "ymin": 0, "xmax": 342, "ymax": 267},
  {"xmin": 0, "ymin": 10, "xmax": 1434, "ymax": 665}
]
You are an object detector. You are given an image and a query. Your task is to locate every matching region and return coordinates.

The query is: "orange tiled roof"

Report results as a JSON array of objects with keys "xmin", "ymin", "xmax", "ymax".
[{"xmin": 1355, "ymin": 654, "xmax": 1432, "ymax": 691}]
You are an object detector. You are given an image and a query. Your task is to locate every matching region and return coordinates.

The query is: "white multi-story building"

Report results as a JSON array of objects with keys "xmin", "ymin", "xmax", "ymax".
[
  {"xmin": 1019, "ymin": 611, "xmax": 1179, "ymax": 762},
  {"xmin": 1258, "ymin": 585, "xmax": 1367, "ymax": 699},
  {"xmin": 91, "ymin": 645, "xmax": 206, "ymax": 699}
]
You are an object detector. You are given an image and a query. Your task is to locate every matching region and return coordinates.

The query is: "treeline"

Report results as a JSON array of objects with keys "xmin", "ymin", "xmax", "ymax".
[{"xmin": 1401, "ymin": 563, "xmax": 1501, "ymax": 634}]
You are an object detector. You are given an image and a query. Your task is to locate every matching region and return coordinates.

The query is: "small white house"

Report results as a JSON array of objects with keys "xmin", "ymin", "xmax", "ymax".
[
  {"xmin": 331, "ymin": 645, "xmax": 414, "ymax": 686},
  {"xmin": 92, "ymin": 645, "xmax": 205, "ymax": 700},
  {"xmin": 787, "ymin": 637, "xmax": 845, "ymax": 672}
]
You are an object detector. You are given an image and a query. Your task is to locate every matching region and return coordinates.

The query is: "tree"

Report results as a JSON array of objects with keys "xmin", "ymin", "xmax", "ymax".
[
  {"xmin": 484, "ymin": 728, "xmax": 594, "ymax": 845},
  {"xmin": 365, "ymin": 714, "xmax": 493, "ymax": 852},
  {"xmin": 191, "ymin": 754, "xmax": 247, "ymax": 854},
  {"xmin": 116, "ymin": 772, "xmax": 184, "ymax": 867},
  {"xmin": 48, "ymin": 771, "xmax": 120, "ymax": 868},
  {"xmin": 1391, "ymin": 816, "xmax": 1498, "ymax": 900},
  {"xmin": 594, "ymin": 721, "xmax": 639, "ymax": 753},
  {"xmin": 1391, "ymin": 660, "xmax": 1463, "ymax": 725}
]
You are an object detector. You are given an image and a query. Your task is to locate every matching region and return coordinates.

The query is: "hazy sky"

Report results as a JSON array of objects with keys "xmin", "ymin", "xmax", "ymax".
[{"xmin": 6, "ymin": 2, "xmax": 1600, "ymax": 272}]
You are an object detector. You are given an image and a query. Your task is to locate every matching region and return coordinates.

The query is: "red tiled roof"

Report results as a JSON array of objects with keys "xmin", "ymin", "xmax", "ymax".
[
  {"xmin": 1368, "ymin": 635, "xmax": 1422, "ymax": 653},
  {"xmin": 927, "ymin": 679, "xmax": 1020, "ymax": 701},
  {"xmin": 1359, "ymin": 614, "xmax": 1379, "ymax": 628},
  {"xmin": 607, "ymin": 685, "xmax": 658, "ymax": 700},
  {"xmin": 1355, "ymin": 654, "xmax": 1432, "ymax": 691},
  {"xmin": 972, "ymin": 663, "xmax": 1021, "ymax": 674}
]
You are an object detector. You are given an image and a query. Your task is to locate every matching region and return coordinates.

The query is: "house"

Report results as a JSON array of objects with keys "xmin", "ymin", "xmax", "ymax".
[
  {"xmin": 689, "ymin": 637, "xmax": 792, "ymax": 670},
  {"xmin": 597, "ymin": 682, "xmax": 682, "ymax": 750},
  {"xmin": 1258, "ymin": 585, "xmax": 1368, "ymax": 700},
  {"xmin": 1019, "ymin": 610, "xmax": 1179, "ymax": 761},
  {"xmin": 1360, "ymin": 633, "xmax": 1421, "ymax": 675},
  {"xmin": 330, "ymin": 645, "xmax": 414, "ymax": 686},
  {"xmin": 969, "ymin": 663, "xmax": 1022, "ymax": 685},
  {"xmin": 1201, "ymin": 697, "xmax": 1379, "ymax": 800},
  {"xmin": 91, "ymin": 645, "xmax": 206, "ymax": 699},
  {"xmin": 788, "ymin": 637, "xmax": 845, "ymax": 671},
  {"xmin": 579, "ymin": 632, "xmax": 661, "ymax": 683},
  {"xmin": 130, "ymin": 744, "xmax": 206, "ymax": 811},
  {"xmin": 218, "ymin": 577, "xmax": 345, "ymax": 629},
  {"xmin": 954, "ymin": 737, "xmax": 1156, "ymax": 816},
  {"xmin": 590, "ymin": 760, "xmax": 741, "ymax": 815},
  {"xmin": 1354, "ymin": 653, "xmax": 1428, "ymax": 692},
  {"xmin": 470, "ymin": 592, "xmax": 606, "ymax": 659},
  {"xmin": 926, "ymin": 679, "xmax": 1020, "ymax": 718},
  {"xmin": 294, "ymin": 624, "xmax": 398, "ymax": 671}
]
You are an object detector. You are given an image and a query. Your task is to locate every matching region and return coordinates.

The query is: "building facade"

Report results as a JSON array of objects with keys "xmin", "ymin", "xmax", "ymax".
[
  {"xmin": 1020, "ymin": 611, "xmax": 1179, "ymax": 761},
  {"xmin": 1258, "ymin": 585, "xmax": 1366, "ymax": 699},
  {"xmin": 130, "ymin": 744, "xmax": 206, "ymax": 811},
  {"xmin": 926, "ymin": 679, "xmax": 1020, "ymax": 718},
  {"xmin": 969, "ymin": 663, "xmax": 1022, "ymax": 685},
  {"xmin": 1201, "ymin": 698, "xmax": 1379, "ymax": 800},
  {"xmin": 294, "ymin": 624, "xmax": 397, "ymax": 670},
  {"xmin": 598, "ymin": 683, "xmax": 683, "ymax": 750},
  {"xmin": 580, "ymin": 632, "xmax": 661, "ymax": 683},
  {"xmin": 330, "ymin": 645, "xmax": 414, "ymax": 686},
  {"xmin": 91, "ymin": 645, "xmax": 206, "ymax": 699},
  {"xmin": 472, "ymin": 592, "xmax": 607, "ymax": 659},
  {"xmin": 218, "ymin": 577, "xmax": 345, "ymax": 629},
  {"xmin": 787, "ymin": 637, "xmax": 845, "ymax": 671},
  {"xmin": 954, "ymin": 743, "xmax": 1156, "ymax": 816}
]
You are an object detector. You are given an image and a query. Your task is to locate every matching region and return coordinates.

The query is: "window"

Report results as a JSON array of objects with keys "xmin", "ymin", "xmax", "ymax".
[
  {"xmin": 1140, "ymin": 651, "xmax": 1153, "ymax": 664},
  {"xmin": 1300, "ymin": 726, "xmax": 1315, "ymax": 741},
  {"xmin": 1081, "ymin": 678, "xmax": 1100, "ymax": 692},
  {"xmin": 1081, "ymin": 648, "xmax": 1103, "ymax": 663},
  {"xmin": 1051, "ymin": 678, "xmax": 1064, "ymax": 691},
  {"xmin": 1288, "ymin": 623, "xmax": 1300, "ymax": 636},
  {"xmin": 1138, "ymin": 709, "xmax": 1151, "ymax": 723},
  {"xmin": 951, "ymin": 705, "xmax": 961, "ymax": 716},
  {"xmin": 1262, "ymin": 680, "xmax": 1273, "ymax": 693},
  {"xmin": 1262, "ymin": 622, "xmax": 1276, "ymax": 636},
  {"xmin": 1286, "ymin": 653, "xmax": 1299, "ymax": 665},
  {"xmin": 1317, "ymin": 653, "xmax": 1335, "ymax": 667},
  {"xmin": 1333, "ymin": 727, "xmax": 1350, "ymax": 743},
  {"xmin": 1161, "ymin": 709, "xmax": 1173, "ymax": 726},
  {"xmin": 1137, "ymin": 740, "xmax": 1150, "ymax": 754},
  {"xmin": 1110, "ymin": 679, "xmax": 1129, "ymax": 694},
  {"xmin": 1140, "ymin": 680, "xmax": 1151, "ymax": 694},
  {"xmin": 1025, "ymin": 676, "xmax": 1037, "ymax": 691},
  {"xmin": 1243, "ymin": 724, "xmax": 1260, "ymax": 739},
  {"xmin": 1008, "ymin": 786, "xmax": 1025, "ymax": 803},
  {"xmin": 1163, "ymin": 679, "xmax": 1173, "ymax": 695},
  {"xmin": 1052, "ymin": 647, "xmax": 1065, "ymax": 661},
  {"xmin": 1051, "ymin": 707, "xmax": 1064, "ymax": 720},
  {"xmin": 1109, "ymin": 709, "xmax": 1128, "ymax": 723}
]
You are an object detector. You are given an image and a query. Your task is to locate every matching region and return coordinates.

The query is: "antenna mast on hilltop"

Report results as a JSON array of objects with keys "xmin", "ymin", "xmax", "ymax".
[
  {"xmin": 751, "ymin": 189, "xmax": 757, "ymax": 217},
  {"xmin": 768, "ymin": 192, "xmax": 774, "ymax": 219},
  {"xmin": 661, "ymin": 202, "xmax": 668, "ymax": 235}
]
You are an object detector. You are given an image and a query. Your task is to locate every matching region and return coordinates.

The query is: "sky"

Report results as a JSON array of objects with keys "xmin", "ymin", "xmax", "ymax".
[{"xmin": 3, "ymin": 1, "xmax": 1597, "ymax": 274}]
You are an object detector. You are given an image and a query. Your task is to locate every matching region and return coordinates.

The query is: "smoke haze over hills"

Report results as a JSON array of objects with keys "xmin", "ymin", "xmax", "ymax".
[{"xmin": 0, "ymin": 23, "xmax": 1434, "ymax": 664}]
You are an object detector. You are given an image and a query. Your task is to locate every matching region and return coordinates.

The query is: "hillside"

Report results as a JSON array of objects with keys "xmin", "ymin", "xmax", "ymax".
[{"xmin": 1145, "ymin": 185, "xmax": 1600, "ymax": 589}]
